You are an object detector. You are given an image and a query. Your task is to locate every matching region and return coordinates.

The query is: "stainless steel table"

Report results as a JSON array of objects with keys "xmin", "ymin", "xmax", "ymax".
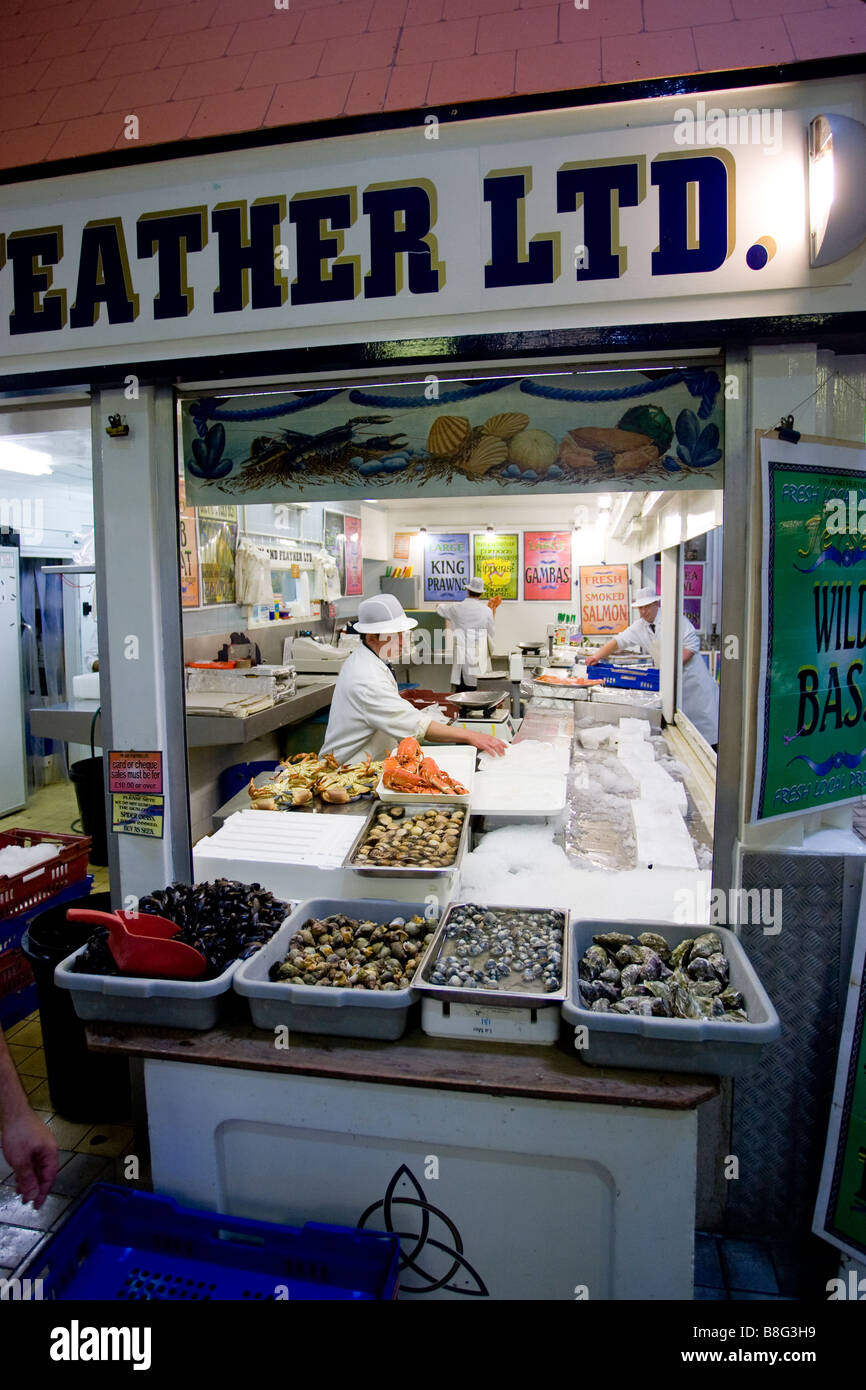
[{"xmin": 30, "ymin": 681, "xmax": 336, "ymax": 749}]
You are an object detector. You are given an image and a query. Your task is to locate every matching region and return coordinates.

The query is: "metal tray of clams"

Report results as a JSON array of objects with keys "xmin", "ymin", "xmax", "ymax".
[
  {"xmin": 413, "ymin": 902, "xmax": 570, "ymax": 1008},
  {"xmin": 344, "ymin": 801, "xmax": 470, "ymax": 878}
]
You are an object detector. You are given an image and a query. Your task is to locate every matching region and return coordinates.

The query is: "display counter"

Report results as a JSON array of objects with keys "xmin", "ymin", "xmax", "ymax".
[{"xmin": 86, "ymin": 1017, "xmax": 718, "ymax": 1301}]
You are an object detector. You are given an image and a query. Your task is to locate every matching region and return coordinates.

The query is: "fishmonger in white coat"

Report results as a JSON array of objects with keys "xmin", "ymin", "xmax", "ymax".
[
  {"xmin": 436, "ymin": 575, "xmax": 496, "ymax": 691},
  {"xmin": 320, "ymin": 593, "xmax": 506, "ymax": 765},
  {"xmin": 585, "ymin": 586, "xmax": 719, "ymax": 747}
]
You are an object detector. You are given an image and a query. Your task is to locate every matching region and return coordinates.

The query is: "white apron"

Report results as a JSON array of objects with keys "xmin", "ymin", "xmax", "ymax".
[
  {"xmin": 616, "ymin": 613, "xmax": 718, "ymax": 746},
  {"xmin": 320, "ymin": 644, "xmax": 431, "ymax": 764},
  {"xmin": 437, "ymin": 597, "xmax": 494, "ymax": 687}
]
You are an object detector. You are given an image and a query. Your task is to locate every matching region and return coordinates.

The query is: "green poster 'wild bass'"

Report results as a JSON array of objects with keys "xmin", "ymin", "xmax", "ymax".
[{"xmin": 753, "ymin": 438, "xmax": 866, "ymax": 822}]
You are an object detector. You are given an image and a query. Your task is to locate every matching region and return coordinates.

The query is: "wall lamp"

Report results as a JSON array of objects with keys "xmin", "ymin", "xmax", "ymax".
[{"xmin": 809, "ymin": 114, "xmax": 866, "ymax": 267}]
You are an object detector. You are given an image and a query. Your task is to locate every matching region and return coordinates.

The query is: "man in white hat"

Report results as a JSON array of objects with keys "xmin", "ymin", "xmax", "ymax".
[
  {"xmin": 321, "ymin": 592, "xmax": 507, "ymax": 764},
  {"xmin": 435, "ymin": 575, "xmax": 497, "ymax": 692},
  {"xmin": 585, "ymin": 585, "xmax": 719, "ymax": 747}
]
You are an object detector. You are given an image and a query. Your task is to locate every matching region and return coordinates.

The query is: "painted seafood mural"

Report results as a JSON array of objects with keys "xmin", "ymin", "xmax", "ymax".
[{"xmin": 182, "ymin": 368, "xmax": 723, "ymax": 504}]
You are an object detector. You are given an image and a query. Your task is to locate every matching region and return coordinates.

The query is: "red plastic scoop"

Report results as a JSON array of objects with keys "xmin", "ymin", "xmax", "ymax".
[{"xmin": 66, "ymin": 908, "xmax": 207, "ymax": 980}]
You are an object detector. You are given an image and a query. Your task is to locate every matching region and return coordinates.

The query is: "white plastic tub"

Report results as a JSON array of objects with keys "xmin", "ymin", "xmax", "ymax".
[
  {"xmin": 562, "ymin": 920, "xmax": 781, "ymax": 1075},
  {"xmin": 54, "ymin": 937, "xmax": 282, "ymax": 1031},
  {"xmin": 234, "ymin": 898, "xmax": 438, "ymax": 1040}
]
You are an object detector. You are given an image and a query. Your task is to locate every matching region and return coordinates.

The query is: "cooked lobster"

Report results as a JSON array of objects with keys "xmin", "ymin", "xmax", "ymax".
[{"xmin": 381, "ymin": 738, "xmax": 468, "ymax": 795}]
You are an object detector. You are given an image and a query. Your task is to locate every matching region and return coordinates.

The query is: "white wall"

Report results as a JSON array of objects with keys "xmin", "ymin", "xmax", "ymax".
[
  {"xmin": 605, "ymin": 489, "xmax": 724, "ymax": 566},
  {"xmin": 0, "ymin": 474, "xmax": 93, "ymax": 558},
  {"xmin": 382, "ymin": 496, "xmax": 631, "ymax": 652}
]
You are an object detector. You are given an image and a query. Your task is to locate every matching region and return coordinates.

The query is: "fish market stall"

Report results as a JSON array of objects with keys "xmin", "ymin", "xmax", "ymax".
[
  {"xmin": 54, "ymin": 698, "xmax": 770, "ymax": 1300},
  {"xmin": 84, "ymin": 1017, "xmax": 718, "ymax": 1301}
]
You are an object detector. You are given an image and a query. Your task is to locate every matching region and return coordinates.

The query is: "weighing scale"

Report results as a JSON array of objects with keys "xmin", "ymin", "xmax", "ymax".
[
  {"xmin": 447, "ymin": 690, "xmax": 519, "ymax": 742},
  {"xmin": 285, "ymin": 635, "xmax": 352, "ymax": 674}
]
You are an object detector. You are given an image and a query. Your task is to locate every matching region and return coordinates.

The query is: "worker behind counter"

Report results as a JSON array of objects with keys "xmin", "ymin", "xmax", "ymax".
[
  {"xmin": 320, "ymin": 593, "xmax": 507, "ymax": 764},
  {"xmin": 585, "ymin": 585, "xmax": 720, "ymax": 749},
  {"xmin": 436, "ymin": 574, "xmax": 497, "ymax": 693}
]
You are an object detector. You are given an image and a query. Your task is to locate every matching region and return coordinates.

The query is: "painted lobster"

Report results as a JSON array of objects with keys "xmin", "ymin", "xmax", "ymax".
[{"xmin": 381, "ymin": 737, "xmax": 468, "ymax": 796}]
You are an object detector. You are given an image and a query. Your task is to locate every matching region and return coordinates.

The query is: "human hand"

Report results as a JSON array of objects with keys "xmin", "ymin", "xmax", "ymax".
[
  {"xmin": 471, "ymin": 732, "xmax": 507, "ymax": 757},
  {"xmin": 1, "ymin": 1111, "xmax": 59, "ymax": 1209},
  {"xmin": 584, "ymin": 652, "xmax": 598, "ymax": 666}
]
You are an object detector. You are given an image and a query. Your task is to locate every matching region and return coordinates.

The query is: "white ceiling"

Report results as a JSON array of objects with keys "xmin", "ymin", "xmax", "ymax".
[{"xmin": 0, "ymin": 410, "xmax": 91, "ymax": 485}]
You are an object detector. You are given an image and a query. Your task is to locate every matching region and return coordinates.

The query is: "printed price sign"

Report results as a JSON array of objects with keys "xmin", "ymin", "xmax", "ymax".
[
  {"xmin": 111, "ymin": 793, "xmax": 164, "ymax": 838},
  {"xmin": 108, "ymin": 751, "xmax": 163, "ymax": 795}
]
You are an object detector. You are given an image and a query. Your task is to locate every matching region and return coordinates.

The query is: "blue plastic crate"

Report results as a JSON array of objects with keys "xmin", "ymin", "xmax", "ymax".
[
  {"xmin": 28, "ymin": 1184, "xmax": 400, "ymax": 1301},
  {"xmin": 0, "ymin": 876, "xmax": 93, "ymax": 1030},
  {"xmin": 592, "ymin": 662, "xmax": 660, "ymax": 692}
]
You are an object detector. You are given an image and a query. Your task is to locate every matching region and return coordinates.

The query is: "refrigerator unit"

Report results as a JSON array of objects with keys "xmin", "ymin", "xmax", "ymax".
[{"xmin": 0, "ymin": 532, "xmax": 27, "ymax": 815}]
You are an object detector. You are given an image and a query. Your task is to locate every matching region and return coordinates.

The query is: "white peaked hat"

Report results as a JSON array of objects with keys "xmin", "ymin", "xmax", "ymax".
[
  {"xmin": 354, "ymin": 592, "xmax": 417, "ymax": 634},
  {"xmin": 466, "ymin": 575, "xmax": 485, "ymax": 594},
  {"xmin": 632, "ymin": 585, "xmax": 660, "ymax": 609}
]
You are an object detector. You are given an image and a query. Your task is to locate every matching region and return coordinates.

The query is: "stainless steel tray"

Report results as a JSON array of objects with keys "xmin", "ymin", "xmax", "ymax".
[
  {"xmin": 413, "ymin": 902, "xmax": 570, "ymax": 1008},
  {"xmin": 447, "ymin": 690, "xmax": 508, "ymax": 712},
  {"xmin": 344, "ymin": 801, "xmax": 470, "ymax": 878}
]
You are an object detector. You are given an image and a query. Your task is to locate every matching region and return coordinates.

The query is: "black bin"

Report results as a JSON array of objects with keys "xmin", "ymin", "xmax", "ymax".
[
  {"xmin": 22, "ymin": 890, "xmax": 130, "ymax": 1123},
  {"xmin": 69, "ymin": 757, "xmax": 108, "ymax": 866}
]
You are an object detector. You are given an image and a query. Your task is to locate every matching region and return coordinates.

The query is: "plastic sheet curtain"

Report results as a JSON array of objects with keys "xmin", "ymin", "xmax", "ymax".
[{"xmin": 21, "ymin": 559, "xmax": 67, "ymax": 790}]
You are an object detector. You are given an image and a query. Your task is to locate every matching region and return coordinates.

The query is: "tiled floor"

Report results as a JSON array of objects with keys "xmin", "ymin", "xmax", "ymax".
[
  {"xmin": 0, "ymin": 781, "xmax": 121, "ymax": 1280},
  {"xmin": 0, "ymin": 1009, "xmax": 136, "ymax": 1282},
  {"xmin": 694, "ymin": 1231, "xmax": 835, "ymax": 1301},
  {"xmin": 0, "ymin": 779, "xmax": 110, "ymax": 896}
]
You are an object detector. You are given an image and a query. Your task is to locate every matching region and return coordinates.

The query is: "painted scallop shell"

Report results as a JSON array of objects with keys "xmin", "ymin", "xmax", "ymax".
[
  {"xmin": 481, "ymin": 412, "xmax": 530, "ymax": 440},
  {"xmin": 506, "ymin": 428, "xmax": 558, "ymax": 470},
  {"xmin": 462, "ymin": 435, "xmax": 509, "ymax": 475},
  {"xmin": 427, "ymin": 415, "xmax": 471, "ymax": 456}
]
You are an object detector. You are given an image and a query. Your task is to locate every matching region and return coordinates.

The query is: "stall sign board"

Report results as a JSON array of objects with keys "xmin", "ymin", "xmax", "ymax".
[
  {"xmin": 344, "ymin": 515, "xmax": 363, "ymax": 596},
  {"xmin": 3, "ymin": 88, "xmax": 859, "ymax": 387},
  {"xmin": 523, "ymin": 532, "xmax": 572, "ymax": 602},
  {"xmin": 656, "ymin": 560, "xmax": 704, "ymax": 597},
  {"xmin": 813, "ymin": 886, "xmax": 866, "ymax": 1264},
  {"xmin": 324, "ymin": 510, "xmax": 346, "ymax": 595},
  {"xmin": 109, "ymin": 751, "xmax": 163, "ymax": 795},
  {"xmin": 424, "ymin": 533, "xmax": 469, "ymax": 600},
  {"xmin": 198, "ymin": 505, "xmax": 238, "ymax": 522},
  {"xmin": 473, "ymin": 534, "xmax": 519, "ymax": 601},
  {"xmin": 198, "ymin": 518, "xmax": 237, "ymax": 605},
  {"xmin": 111, "ymin": 793, "xmax": 164, "ymax": 838},
  {"xmin": 683, "ymin": 597, "xmax": 703, "ymax": 628},
  {"xmin": 752, "ymin": 435, "xmax": 866, "ymax": 822},
  {"xmin": 393, "ymin": 532, "xmax": 413, "ymax": 561},
  {"xmin": 178, "ymin": 474, "xmax": 200, "ymax": 608},
  {"xmin": 580, "ymin": 565, "xmax": 629, "ymax": 634}
]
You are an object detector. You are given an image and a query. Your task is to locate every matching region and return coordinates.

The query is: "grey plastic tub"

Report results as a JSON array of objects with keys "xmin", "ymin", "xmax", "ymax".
[
  {"xmin": 234, "ymin": 898, "xmax": 436, "ymax": 1041},
  {"xmin": 562, "ymin": 920, "xmax": 781, "ymax": 1075},
  {"xmin": 53, "ymin": 909, "xmax": 296, "ymax": 1031}
]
